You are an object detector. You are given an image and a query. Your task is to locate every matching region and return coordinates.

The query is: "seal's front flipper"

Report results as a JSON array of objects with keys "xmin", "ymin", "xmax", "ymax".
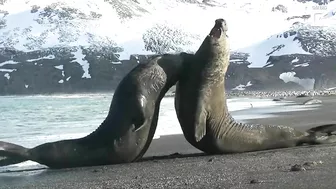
[
  {"xmin": 0, "ymin": 153, "xmax": 28, "ymax": 166},
  {"xmin": 307, "ymin": 124, "xmax": 336, "ymax": 136},
  {"xmin": 0, "ymin": 141, "xmax": 29, "ymax": 166},
  {"xmin": 194, "ymin": 108, "xmax": 207, "ymax": 142}
]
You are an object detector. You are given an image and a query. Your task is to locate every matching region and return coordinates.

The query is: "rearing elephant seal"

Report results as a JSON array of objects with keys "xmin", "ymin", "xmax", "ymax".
[
  {"xmin": 0, "ymin": 53, "xmax": 189, "ymax": 169},
  {"xmin": 174, "ymin": 18, "xmax": 336, "ymax": 154}
]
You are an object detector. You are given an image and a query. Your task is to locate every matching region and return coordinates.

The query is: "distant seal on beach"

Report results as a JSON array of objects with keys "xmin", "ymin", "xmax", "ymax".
[
  {"xmin": 303, "ymin": 99, "xmax": 322, "ymax": 105},
  {"xmin": 174, "ymin": 18, "xmax": 336, "ymax": 154},
  {"xmin": 0, "ymin": 53, "xmax": 189, "ymax": 169}
]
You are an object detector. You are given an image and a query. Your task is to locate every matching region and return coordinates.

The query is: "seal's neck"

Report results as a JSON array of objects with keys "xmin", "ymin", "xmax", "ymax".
[
  {"xmin": 194, "ymin": 35, "xmax": 230, "ymax": 83},
  {"xmin": 195, "ymin": 36, "xmax": 229, "ymax": 64}
]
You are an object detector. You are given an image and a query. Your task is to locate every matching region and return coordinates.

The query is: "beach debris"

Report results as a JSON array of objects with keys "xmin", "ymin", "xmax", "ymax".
[
  {"xmin": 92, "ymin": 169, "xmax": 99, "ymax": 173},
  {"xmin": 273, "ymin": 97, "xmax": 286, "ymax": 101},
  {"xmin": 168, "ymin": 152, "xmax": 182, "ymax": 158},
  {"xmin": 303, "ymin": 161, "xmax": 323, "ymax": 167},
  {"xmin": 302, "ymin": 99, "xmax": 322, "ymax": 105},
  {"xmin": 290, "ymin": 164, "xmax": 306, "ymax": 171},
  {"xmin": 249, "ymin": 179, "xmax": 263, "ymax": 184},
  {"xmin": 290, "ymin": 161, "xmax": 323, "ymax": 171},
  {"xmin": 208, "ymin": 158, "xmax": 214, "ymax": 162}
]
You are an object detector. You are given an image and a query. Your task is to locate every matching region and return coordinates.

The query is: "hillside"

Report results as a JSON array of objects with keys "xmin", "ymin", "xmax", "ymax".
[{"xmin": 0, "ymin": 0, "xmax": 335, "ymax": 94}]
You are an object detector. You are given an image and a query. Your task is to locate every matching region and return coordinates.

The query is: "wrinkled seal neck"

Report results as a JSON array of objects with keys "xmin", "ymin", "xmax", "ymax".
[{"xmin": 195, "ymin": 35, "xmax": 228, "ymax": 63}]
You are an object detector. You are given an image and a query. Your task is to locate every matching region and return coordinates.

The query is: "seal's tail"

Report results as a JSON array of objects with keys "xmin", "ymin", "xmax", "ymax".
[{"xmin": 0, "ymin": 141, "xmax": 30, "ymax": 166}]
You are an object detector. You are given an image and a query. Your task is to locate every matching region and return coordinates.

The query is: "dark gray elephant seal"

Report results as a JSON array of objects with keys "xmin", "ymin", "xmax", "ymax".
[
  {"xmin": 0, "ymin": 53, "xmax": 189, "ymax": 169},
  {"xmin": 174, "ymin": 18, "xmax": 336, "ymax": 154}
]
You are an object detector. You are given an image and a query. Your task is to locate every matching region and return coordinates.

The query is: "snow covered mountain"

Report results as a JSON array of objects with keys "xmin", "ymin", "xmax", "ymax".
[{"xmin": 0, "ymin": 0, "xmax": 335, "ymax": 94}]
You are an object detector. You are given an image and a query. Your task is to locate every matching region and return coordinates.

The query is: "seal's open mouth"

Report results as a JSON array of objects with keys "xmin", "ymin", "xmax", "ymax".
[
  {"xmin": 210, "ymin": 28, "xmax": 222, "ymax": 39},
  {"xmin": 209, "ymin": 18, "xmax": 227, "ymax": 39}
]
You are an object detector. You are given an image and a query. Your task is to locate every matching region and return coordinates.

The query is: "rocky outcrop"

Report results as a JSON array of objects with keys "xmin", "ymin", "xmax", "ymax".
[
  {"xmin": 272, "ymin": 4, "xmax": 288, "ymax": 13},
  {"xmin": 3, "ymin": 47, "xmax": 335, "ymax": 95},
  {"xmin": 0, "ymin": 46, "xmax": 138, "ymax": 95},
  {"xmin": 227, "ymin": 53, "xmax": 336, "ymax": 91}
]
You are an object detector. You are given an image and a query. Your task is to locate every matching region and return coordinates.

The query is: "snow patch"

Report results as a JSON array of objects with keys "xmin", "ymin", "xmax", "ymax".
[
  {"xmin": 0, "ymin": 60, "xmax": 20, "ymax": 67},
  {"xmin": 58, "ymin": 80, "xmax": 64, "ymax": 84},
  {"xmin": 0, "ymin": 0, "xmax": 334, "ymax": 68},
  {"xmin": 0, "ymin": 69, "xmax": 16, "ymax": 72},
  {"xmin": 54, "ymin": 65, "xmax": 65, "ymax": 77},
  {"xmin": 24, "ymin": 84, "xmax": 29, "ymax": 88},
  {"xmin": 294, "ymin": 63, "xmax": 309, "ymax": 67},
  {"xmin": 66, "ymin": 76, "xmax": 71, "ymax": 81},
  {"xmin": 4, "ymin": 73, "xmax": 10, "ymax": 80},
  {"xmin": 279, "ymin": 72, "xmax": 315, "ymax": 90},
  {"xmin": 71, "ymin": 48, "xmax": 91, "ymax": 79},
  {"xmin": 232, "ymin": 81, "xmax": 253, "ymax": 91},
  {"xmin": 26, "ymin": 55, "xmax": 55, "ymax": 62},
  {"xmin": 54, "ymin": 65, "xmax": 63, "ymax": 70},
  {"xmin": 0, "ymin": 0, "xmax": 332, "ymax": 57},
  {"xmin": 238, "ymin": 34, "xmax": 311, "ymax": 68},
  {"xmin": 291, "ymin": 57, "xmax": 299, "ymax": 63}
]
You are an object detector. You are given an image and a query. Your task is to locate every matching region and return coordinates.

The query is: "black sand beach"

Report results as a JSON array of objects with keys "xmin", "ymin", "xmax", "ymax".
[{"xmin": 1, "ymin": 96, "xmax": 336, "ymax": 189}]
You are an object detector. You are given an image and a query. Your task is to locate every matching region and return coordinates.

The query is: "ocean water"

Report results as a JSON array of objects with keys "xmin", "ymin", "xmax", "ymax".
[{"xmin": 0, "ymin": 93, "xmax": 321, "ymax": 173}]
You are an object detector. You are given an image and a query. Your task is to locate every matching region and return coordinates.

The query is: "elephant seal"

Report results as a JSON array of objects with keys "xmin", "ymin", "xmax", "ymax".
[
  {"xmin": 0, "ymin": 53, "xmax": 189, "ymax": 169},
  {"xmin": 174, "ymin": 18, "xmax": 336, "ymax": 154}
]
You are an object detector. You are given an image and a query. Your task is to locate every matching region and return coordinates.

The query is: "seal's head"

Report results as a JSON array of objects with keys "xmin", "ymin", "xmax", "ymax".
[
  {"xmin": 209, "ymin": 18, "xmax": 228, "ymax": 39},
  {"xmin": 195, "ymin": 18, "xmax": 229, "ymax": 61}
]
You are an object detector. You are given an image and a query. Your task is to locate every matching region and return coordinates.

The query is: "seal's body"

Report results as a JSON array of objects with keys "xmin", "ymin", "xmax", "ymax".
[
  {"xmin": 0, "ymin": 54, "xmax": 187, "ymax": 169},
  {"xmin": 175, "ymin": 18, "xmax": 336, "ymax": 154}
]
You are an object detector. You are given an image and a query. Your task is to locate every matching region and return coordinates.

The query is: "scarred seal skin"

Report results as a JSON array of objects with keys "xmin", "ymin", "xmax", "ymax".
[
  {"xmin": 0, "ymin": 53, "xmax": 190, "ymax": 169},
  {"xmin": 174, "ymin": 18, "xmax": 336, "ymax": 154}
]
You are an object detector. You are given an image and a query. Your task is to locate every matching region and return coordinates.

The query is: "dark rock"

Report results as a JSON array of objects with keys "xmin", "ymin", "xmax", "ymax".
[
  {"xmin": 0, "ymin": 0, "xmax": 8, "ymax": 5},
  {"xmin": 296, "ymin": 0, "xmax": 331, "ymax": 5},
  {"xmin": 290, "ymin": 164, "xmax": 306, "ymax": 171},
  {"xmin": 272, "ymin": 4, "xmax": 288, "ymax": 13},
  {"xmin": 297, "ymin": 94, "xmax": 309, "ymax": 98},
  {"xmin": 168, "ymin": 152, "xmax": 182, "ymax": 158},
  {"xmin": 208, "ymin": 158, "xmax": 214, "ymax": 162},
  {"xmin": 31, "ymin": 5, "xmax": 40, "ymax": 13},
  {"xmin": 250, "ymin": 179, "xmax": 263, "ymax": 184},
  {"xmin": 0, "ymin": 46, "xmax": 138, "ymax": 95},
  {"xmin": 287, "ymin": 14, "xmax": 311, "ymax": 21}
]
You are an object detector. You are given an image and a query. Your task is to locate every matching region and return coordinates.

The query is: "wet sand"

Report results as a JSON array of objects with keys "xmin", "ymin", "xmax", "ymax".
[{"xmin": 1, "ymin": 96, "xmax": 336, "ymax": 189}]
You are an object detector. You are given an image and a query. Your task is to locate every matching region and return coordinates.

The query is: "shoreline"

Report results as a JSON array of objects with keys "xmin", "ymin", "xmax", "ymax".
[
  {"xmin": 1, "ymin": 96, "xmax": 336, "ymax": 188},
  {"xmin": 1, "ymin": 89, "xmax": 336, "ymax": 99}
]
